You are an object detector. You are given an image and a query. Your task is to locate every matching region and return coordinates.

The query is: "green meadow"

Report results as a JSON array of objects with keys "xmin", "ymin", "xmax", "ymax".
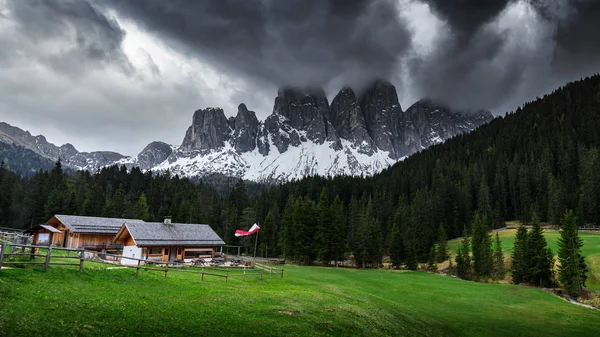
[
  {"xmin": 1, "ymin": 261, "xmax": 600, "ymax": 336},
  {"xmin": 448, "ymin": 229, "xmax": 600, "ymax": 290}
]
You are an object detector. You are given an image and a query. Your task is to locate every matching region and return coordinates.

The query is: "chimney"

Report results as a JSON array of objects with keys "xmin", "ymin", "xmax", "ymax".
[{"xmin": 164, "ymin": 216, "xmax": 172, "ymax": 225}]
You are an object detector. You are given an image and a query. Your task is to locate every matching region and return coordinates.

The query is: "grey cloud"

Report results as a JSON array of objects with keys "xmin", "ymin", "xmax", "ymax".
[
  {"xmin": 100, "ymin": 0, "xmax": 412, "ymax": 91},
  {"xmin": 410, "ymin": 0, "xmax": 600, "ymax": 112},
  {"xmin": 4, "ymin": 0, "xmax": 131, "ymax": 75}
]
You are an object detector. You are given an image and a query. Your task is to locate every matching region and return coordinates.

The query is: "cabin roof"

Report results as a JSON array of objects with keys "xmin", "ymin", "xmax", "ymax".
[
  {"xmin": 52, "ymin": 215, "xmax": 145, "ymax": 234},
  {"xmin": 116, "ymin": 222, "xmax": 225, "ymax": 247},
  {"xmin": 24, "ymin": 224, "xmax": 61, "ymax": 234}
]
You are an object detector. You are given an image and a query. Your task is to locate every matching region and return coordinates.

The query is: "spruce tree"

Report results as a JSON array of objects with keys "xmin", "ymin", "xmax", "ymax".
[
  {"xmin": 314, "ymin": 189, "xmax": 331, "ymax": 264},
  {"xmin": 558, "ymin": 210, "xmax": 588, "ymax": 297},
  {"xmin": 435, "ymin": 225, "xmax": 448, "ymax": 263},
  {"xmin": 471, "ymin": 212, "xmax": 492, "ymax": 278},
  {"xmin": 405, "ymin": 224, "xmax": 419, "ymax": 271},
  {"xmin": 330, "ymin": 195, "xmax": 346, "ymax": 266},
  {"xmin": 427, "ymin": 246, "xmax": 438, "ymax": 272},
  {"xmin": 492, "ymin": 232, "xmax": 505, "ymax": 280},
  {"xmin": 511, "ymin": 224, "xmax": 529, "ymax": 284},
  {"xmin": 456, "ymin": 227, "xmax": 472, "ymax": 280},
  {"xmin": 526, "ymin": 213, "xmax": 555, "ymax": 287},
  {"xmin": 390, "ymin": 224, "xmax": 406, "ymax": 269}
]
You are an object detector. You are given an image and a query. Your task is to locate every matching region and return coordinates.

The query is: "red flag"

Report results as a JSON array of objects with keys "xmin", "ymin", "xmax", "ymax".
[{"xmin": 235, "ymin": 224, "xmax": 260, "ymax": 237}]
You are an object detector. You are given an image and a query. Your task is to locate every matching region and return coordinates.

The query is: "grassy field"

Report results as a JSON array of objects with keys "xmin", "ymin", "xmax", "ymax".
[
  {"xmin": 448, "ymin": 229, "xmax": 600, "ymax": 290},
  {"xmin": 1, "ymin": 262, "xmax": 600, "ymax": 336}
]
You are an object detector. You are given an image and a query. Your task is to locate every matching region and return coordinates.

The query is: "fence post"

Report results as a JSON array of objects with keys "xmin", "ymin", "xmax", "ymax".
[
  {"xmin": 44, "ymin": 246, "xmax": 52, "ymax": 271},
  {"xmin": 281, "ymin": 269, "xmax": 284, "ymax": 278},
  {"xmin": 243, "ymin": 267, "xmax": 246, "ymax": 281},
  {"xmin": 136, "ymin": 259, "xmax": 141, "ymax": 278},
  {"xmin": 201, "ymin": 267, "xmax": 204, "ymax": 281},
  {"xmin": 260, "ymin": 268, "xmax": 263, "ymax": 280},
  {"xmin": 8, "ymin": 239, "xmax": 15, "ymax": 259},
  {"xmin": 164, "ymin": 264, "xmax": 168, "ymax": 279},
  {"xmin": 79, "ymin": 248, "xmax": 84, "ymax": 272},
  {"xmin": 30, "ymin": 246, "xmax": 36, "ymax": 261},
  {"xmin": 0, "ymin": 241, "xmax": 6, "ymax": 271},
  {"xmin": 226, "ymin": 269, "xmax": 229, "ymax": 283}
]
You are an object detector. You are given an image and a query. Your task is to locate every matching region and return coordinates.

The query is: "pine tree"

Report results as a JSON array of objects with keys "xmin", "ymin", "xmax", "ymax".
[
  {"xmin": 558, "ymin": 210, "xmax": 588, "ymax": 297},
  {"xmin": 390, "ymin": 224, "xmax": 406, "ymax": 269},
  {"xmin": 44, "ymin": 188, "xmax": 64, "ymax": 219},
  {"xmin": 471, "ymin": 211, "xmax": 492, "ymax": 278},
  {"xmin": 526, "ymin": 213, "xmax": 555, "ymax": 287},
  {"xmin": 511, "ymin": 224, "xmax": 529, "ymax": 284},
  {"xmin": 435, "ymin": 225, "xmax": 448, "ymax": 263},
  {"xmin": 126, "ymin": 193, "xmax": 149, "ymax": 220},
  {"xmin": 314, "ymin": 188, "xmax": 331, "ymax": 264},
  {"xmin": 104, "ymin": 184, "xmax": 127, "ymax": 218},
  {"xmin": 492, "ymin": 232, "xmax": 505, "ymax": 280},
  {"xmin": 405, "ymin": 224, "xmax": 419, "ymax": 271},
  {"xmin": 456, "ymin": 227, "xmax": 472, "ymax": 280},
  {"xmin": 330, "ymin": 195, "xmax": 346, "ymax": 266},
  {"xmin": 427, "ymin": 246, "xmax": 438, "ymax": 272}
]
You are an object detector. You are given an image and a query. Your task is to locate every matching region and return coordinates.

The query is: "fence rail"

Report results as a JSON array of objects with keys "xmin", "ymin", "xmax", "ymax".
[
  {"xmin": 1, "ymin": 241, "xmax": 284, "ymax": 283},
  {"xmin": 0, "ymin": 241, "xmax": 84, "ymax": 272}
]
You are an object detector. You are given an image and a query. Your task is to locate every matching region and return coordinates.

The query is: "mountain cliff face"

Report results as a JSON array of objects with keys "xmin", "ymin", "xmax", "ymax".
[{"xmin": 0, "ymin": 81, "xmax": 494, "ymax": 182}]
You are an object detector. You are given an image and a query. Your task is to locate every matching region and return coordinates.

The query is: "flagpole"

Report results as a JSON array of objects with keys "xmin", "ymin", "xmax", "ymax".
[{"xmin": 252, "ymin": 226, "xmax": 259, "ymax": 266}]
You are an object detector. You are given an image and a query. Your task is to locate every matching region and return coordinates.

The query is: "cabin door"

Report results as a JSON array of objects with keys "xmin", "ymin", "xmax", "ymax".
[
  {"xmin": 163, "ymin": 248, "xmax": 170, "ymax": 262},
  {"xmin": 63, "ymin": 231, "xmax": 68, "ymax": 248}
]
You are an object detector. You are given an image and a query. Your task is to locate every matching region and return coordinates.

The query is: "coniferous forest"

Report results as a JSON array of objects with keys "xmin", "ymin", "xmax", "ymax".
[{"xmin": 1, "ymin": 75, "xmax": 600, "ymax": 268}]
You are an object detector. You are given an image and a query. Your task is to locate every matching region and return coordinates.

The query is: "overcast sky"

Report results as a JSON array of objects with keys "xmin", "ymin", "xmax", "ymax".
[{"xmin": 0, "ymin": 0, "xmax": 598, "ymax": 156}]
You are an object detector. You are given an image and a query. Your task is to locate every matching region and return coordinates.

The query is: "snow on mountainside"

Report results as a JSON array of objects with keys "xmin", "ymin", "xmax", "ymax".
[{"xmin": 0, "ymin": 80, "xmax": 494, "ymax": 183}]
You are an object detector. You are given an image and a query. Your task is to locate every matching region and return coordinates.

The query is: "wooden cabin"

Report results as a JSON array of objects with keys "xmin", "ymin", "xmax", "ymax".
[
  {"xmin": 29, "ymin": 215, "xmax": 145, "ymax": 250},
  {"xmin": 113, "ymin": 219, "xmax": 226, "ymax": 265}
]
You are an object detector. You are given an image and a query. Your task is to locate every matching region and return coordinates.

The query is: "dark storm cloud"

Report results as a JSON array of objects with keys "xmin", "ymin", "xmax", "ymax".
[
  {"xmin": 423, "ymin": 0, "xmax": 512, "ymax": 40},
  {"xmin": 410, "ymin": 0, "xmax": 600, "ymax": 111},
  {"xmin": 4, "ymin": 0, "xmax": 131, "ymax": 74},
  {"xmin": 100, "ymin": 0, "xmax": 412, "ymax": 90}
]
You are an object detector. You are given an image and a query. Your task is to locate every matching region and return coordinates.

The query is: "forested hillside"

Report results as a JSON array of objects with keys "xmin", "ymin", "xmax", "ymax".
[
  {"xmin": 249, "ymin": 74, "xmax": 600, "ymax": 264},
  {"xmin": 1, "ymin": 75, "xmax": 599, "ymax": 267}
]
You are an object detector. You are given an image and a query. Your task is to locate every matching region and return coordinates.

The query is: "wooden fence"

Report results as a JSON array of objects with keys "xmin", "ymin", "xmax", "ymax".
[
  {"xmin": 255, "ymin": 263, "xmax": 285, "ymax": 278},
  {"xmin": 1, "ymin": 241, "xmax": 285, "ymax": 282},
  {"xmin": 0, "ymin": 241, "xmax": 84, "ymax": 272}
]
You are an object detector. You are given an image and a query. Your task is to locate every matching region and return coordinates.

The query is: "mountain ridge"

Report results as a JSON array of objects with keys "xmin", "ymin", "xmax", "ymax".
[{"xmin": 0, "ymin": 81, "xmax": 494, "ymax": 182}]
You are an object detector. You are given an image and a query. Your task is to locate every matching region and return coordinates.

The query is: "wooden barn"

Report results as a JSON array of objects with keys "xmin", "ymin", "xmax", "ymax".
[
  {"xmin": 112, "ymin": 218, "xmax": 226, "ymax": 265},
  {"xmin": 29, "ymin": 215, "xmax": 145, "ymax": 250}
]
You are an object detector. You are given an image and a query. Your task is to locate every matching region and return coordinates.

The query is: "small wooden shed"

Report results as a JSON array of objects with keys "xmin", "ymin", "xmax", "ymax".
[{"xmin": 25, "ymin": 224, "xmax": 61, "ymax": 246}]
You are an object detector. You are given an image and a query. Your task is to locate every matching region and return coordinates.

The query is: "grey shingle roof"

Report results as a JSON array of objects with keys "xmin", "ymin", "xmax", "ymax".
[
  {"xmin": 125, "ymin": 222, "xmax": 225, "ymax": 247},
  {"xmin": 54, "ymin": 215, "xmax": 145, "ymax": 234}
]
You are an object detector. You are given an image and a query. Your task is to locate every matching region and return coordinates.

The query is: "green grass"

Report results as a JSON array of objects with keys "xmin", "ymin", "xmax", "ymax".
[
  {"xmin": 1, "ymin": 262, "xmax": 600, "ymax": 336},
  {"xmin": 449, "ymin": 230, "xmax": 600, "ymax": 289}
]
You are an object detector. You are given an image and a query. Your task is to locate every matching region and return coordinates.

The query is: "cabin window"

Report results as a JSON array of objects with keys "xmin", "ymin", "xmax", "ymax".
[
  {"xmin": 149, "ymin": 248, "xmax": 162, "ymax": 255},
  {"xmin": 163, "ymin": 248, "xmax": 169, "ymax": 256}
]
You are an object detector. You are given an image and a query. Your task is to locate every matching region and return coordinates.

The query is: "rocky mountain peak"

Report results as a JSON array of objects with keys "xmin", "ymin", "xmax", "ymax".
[
  {"xmin": 359, "ymin": 80, "xmax": 404, "ymax": 158},
  {"xmin": 137, "ymin": 141, "xmax": 174, "ymax": 170},
  {"xmin": 273, "ymin": 86, "xmax": 332, "ymax": 144},
  {"xmin": 330, "ymin": 87, "xmax": 374, "ymax": 154},
  {"xmin": 231, "ymin": 103, "xmax": 260, "ymax": 153},
  {"xmin": 180, "ymin": 107, "xmax": 232, "ymax": 152}
]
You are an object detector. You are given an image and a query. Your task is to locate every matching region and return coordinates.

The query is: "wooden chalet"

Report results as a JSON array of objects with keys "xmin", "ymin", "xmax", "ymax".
[
  {"xmin": 29, "ymin": 215, "xmax": 145, "ymax": 250},
  {"xmin": 113, "ymin": 218, "xmax": 226, "ymax": 265}
]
